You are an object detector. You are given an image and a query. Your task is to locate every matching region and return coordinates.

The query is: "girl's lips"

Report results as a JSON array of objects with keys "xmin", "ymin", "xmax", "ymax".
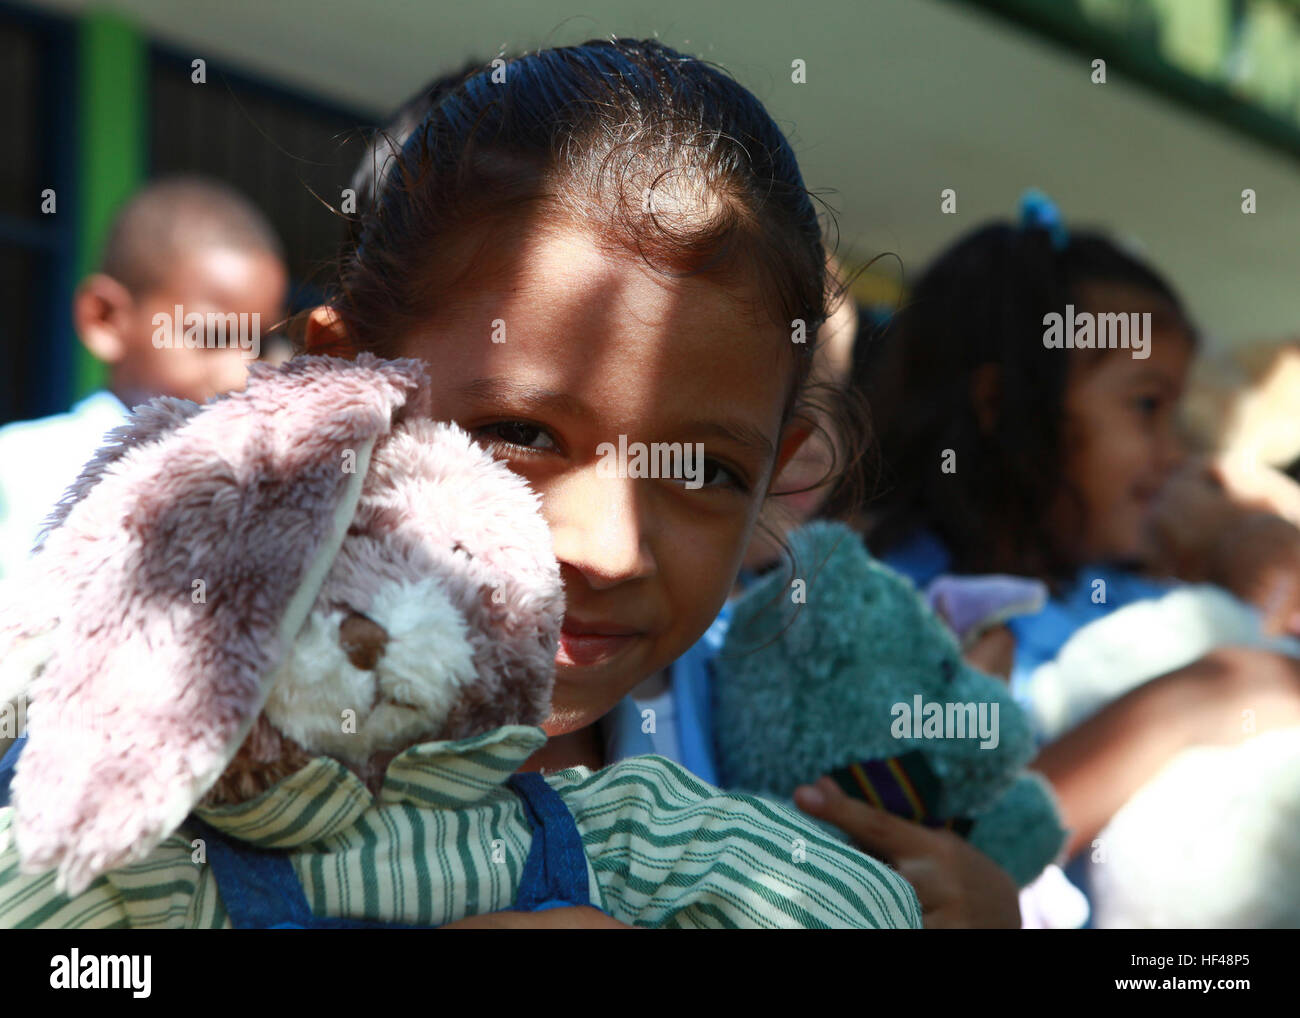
[
  {"xmin": 555, "ymin": 632, "xmax": 639, "ymax": 667},
  {"xmin": 556, "ymin": 619, "xmax": 642, "ymax": 667}
]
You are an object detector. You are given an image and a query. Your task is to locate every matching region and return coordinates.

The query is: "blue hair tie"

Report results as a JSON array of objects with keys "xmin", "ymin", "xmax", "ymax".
[{"xmin": 1018, "ymin": 188, "xmax": 1069, "ymax": 251}]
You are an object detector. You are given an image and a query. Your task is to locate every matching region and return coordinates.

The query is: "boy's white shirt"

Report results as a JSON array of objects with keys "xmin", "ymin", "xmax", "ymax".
[{"xmin": 0, "ymin": 392, "xmax": 130, "ymax": 582}]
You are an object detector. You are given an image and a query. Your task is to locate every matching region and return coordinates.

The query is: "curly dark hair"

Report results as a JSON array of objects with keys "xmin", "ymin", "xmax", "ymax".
[{"xmin": 857, "ymin": 221, "xmax": 1197, "ymax": 587}]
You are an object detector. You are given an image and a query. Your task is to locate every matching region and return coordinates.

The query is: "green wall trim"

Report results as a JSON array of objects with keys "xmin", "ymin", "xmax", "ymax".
[
  {"xmin": 74, "ymin": 9, "xmax": 145, "ymax": 400},
  {"xmin": 946, "ymin": 0, "xmax": 1300, "ymax": 168}
]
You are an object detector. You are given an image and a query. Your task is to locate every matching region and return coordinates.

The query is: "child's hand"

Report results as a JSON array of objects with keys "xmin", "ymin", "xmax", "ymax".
[
  {"xmin": 1146, "ymin": 456, "xmax": 1241, "ymax": 578},
  {"xmin": 794, "ymin": 776, "xmax": 1021, "ymax": 929},
  {"xmin": 1032, "ymin": 647, "xmax": 1300, "ymax": 858},
  {"xmin": 1206, "ymin": 513, "xmax": 1300, "ymax": 636},
  {"xmin": 1149, "ymin": 457, "xmax": 1300, "ymax": 633},
  {"xmin": 1209, "ymin": 452, "xmax": 1300, "ymax": 526},
  {"xmin": 963, "ymin": 624, "xmax": 1016, "ymax": 682}
]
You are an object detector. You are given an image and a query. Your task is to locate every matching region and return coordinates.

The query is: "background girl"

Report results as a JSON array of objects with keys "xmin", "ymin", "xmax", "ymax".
[{"xmin": 856, "ymin": 215, "xmax": 1300, "ymax": 876}]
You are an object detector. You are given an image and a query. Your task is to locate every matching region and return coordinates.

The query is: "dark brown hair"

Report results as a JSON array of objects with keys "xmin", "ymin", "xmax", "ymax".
[{"xmin": 318, "ymin": 40, "xmax": 836, "ymax": 418}]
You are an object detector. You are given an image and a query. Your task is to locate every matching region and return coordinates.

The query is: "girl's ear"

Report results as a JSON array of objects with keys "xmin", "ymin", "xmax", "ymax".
[
  {"xmin": 304, "ymin": 305, "xmax": 355, "ymax": 357},
  {"xmin": 770, "ymin": 419, "xmax": 814, "ymax": 490},
  {"xmin": 970, "ymin": 363, "xmax": 1002, "ymax": 435}
]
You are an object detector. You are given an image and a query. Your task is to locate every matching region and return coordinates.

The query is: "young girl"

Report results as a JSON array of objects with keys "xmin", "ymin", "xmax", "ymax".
[
  {"xmin": 857, "ymin": 212, "xmax": 1300, "ymax": 870},
  {"xmin": 304, "ymin": 39, "xmax": 1017, "ymax": 927}
]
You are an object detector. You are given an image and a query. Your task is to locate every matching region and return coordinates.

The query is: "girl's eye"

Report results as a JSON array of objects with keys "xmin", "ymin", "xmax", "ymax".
[
  {"xmin": 474, "ymin": 421, "xmax": 558, "ymax": 454},
  {"xmin": 1133, "ymin": 394, "xmax": 1162, "ymax": 417},
  {"xmin": 690, "ymin": 458, "xmax": 749, "ymax": 493}
]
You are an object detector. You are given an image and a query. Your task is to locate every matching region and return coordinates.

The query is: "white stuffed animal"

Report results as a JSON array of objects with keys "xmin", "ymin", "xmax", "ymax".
[{"xmin": 1027, "ymin": 584, "xmax": 1300, "ymax": 928}]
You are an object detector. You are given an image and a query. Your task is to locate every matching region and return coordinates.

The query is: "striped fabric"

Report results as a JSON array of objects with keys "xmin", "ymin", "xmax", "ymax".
[
  {"xmin": 829, "ymin": 751, "xmax": 973, "ymax": 836},
  {"xmin": 0, "ymin": 726, "xmax": 920, "ymax": 929}
]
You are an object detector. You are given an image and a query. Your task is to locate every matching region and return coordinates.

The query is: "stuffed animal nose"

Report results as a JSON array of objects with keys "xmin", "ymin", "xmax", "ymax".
[{"xmin": 339, "ymin": 612, "xmax": 389, "ymax": 671}]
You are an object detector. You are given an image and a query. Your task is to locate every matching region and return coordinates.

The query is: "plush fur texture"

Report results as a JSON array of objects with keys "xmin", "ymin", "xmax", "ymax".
[
  {"xmin": 714, "ymin": 521, "xmax": 1065, "ymax": 887},
  {"xmin": 0, "ymin": 355, "xmax": 563, "ymax": 896},
  {"xmin": 1089, "ymin": 727, "xmax": 1300, "ymax": 928},
  {"xmin": 260, "ymin": 418, "xmax": 562, "ymax": 787},
  {"xmin": 925, "ymin": 575, "xmax": 1047, "ymax": 649},
  {"xmin": 1027, "ymin": 585, "xmax": 1300, "ymax": 927},
  {"xmin": 964, "ymin": 772, "xmax": 1068, "ymax": 888},
  {"xmin": 0, "ymin": 398, "xmax": 207, "ymax": 714}
]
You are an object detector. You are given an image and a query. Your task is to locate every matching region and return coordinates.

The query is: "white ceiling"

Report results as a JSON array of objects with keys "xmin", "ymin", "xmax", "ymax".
[{"xmin": 28, "ymin": 0, "xmax": 1300, "ymax": 348}]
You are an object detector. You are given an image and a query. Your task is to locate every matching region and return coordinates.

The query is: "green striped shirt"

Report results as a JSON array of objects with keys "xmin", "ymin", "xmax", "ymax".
[{"xmin": 0, "ymin": 726, "xmax": 920, "ymax": 929}]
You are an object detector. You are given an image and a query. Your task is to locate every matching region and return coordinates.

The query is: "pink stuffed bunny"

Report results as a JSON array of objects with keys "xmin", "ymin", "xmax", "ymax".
[
  {"xmin": 1, "ymin": 354, "xmax": 560, "ymax": 894},
  {"xmin": 0, "ymin": 355, "xmax": 920, "ymax": 929}
]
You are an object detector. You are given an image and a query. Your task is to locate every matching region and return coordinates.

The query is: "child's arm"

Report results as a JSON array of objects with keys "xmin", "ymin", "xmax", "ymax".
[
  {"xmin": 1031, "ymin": 645, "xmax": 1300, "ymax": 858},
  {"xmin": 556, "ymin": 757, "xmax": 922, "ymax": 929}
]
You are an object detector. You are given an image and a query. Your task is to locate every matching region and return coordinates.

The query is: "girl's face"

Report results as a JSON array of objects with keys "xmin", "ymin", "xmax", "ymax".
[
  {"xmin": 372, "ymin": 224, "xmax": 802, "ymax": 736},
  {"xmin": 1058, "ymin": 283, "xmax": 1193, "ymax": 564},
  {"xmin": 742, "ymin": 291, "xmax": 856, "ymax": 571}
]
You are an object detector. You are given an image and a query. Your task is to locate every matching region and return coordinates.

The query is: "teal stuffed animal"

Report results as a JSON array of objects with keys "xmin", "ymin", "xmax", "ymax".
[{"xmin": 714, "ymin": 521, "xmax": 1065, "ymax": 887}]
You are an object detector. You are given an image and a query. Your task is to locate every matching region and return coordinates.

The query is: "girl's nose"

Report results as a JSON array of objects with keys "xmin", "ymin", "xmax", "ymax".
[
  {"xmin": 1159, "ymin": 422, "xmax": 1190, "ymax": 474},
  {"xmin": 545, "ymin": 468, "xmax": 656, "ymax": 591}
]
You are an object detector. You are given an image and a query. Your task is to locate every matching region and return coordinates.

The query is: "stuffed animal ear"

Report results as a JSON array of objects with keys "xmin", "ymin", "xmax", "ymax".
[
  {"xmin": 9, "ymin": 354, "xmax": 430, "ymax": 896},
  {"xmin": 0, "ymin": 398, "xmax": 204, "ymax": 710}
]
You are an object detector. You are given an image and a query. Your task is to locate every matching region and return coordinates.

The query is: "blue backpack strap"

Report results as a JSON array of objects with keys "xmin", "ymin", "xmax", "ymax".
[
  {"xmin": 506, "ymin": 772, "xmax": 594, "ymax": 912},
  {"xmin": 0, "ymin": 735, "xmax": 26, "ymax": 808},
  {"xmin": 189, "ymin": 816, "xmax": 439, "ymax": 929},
  {"xmin": 186, "ymin": 816, "xmax": 319, "ymax": 929}
]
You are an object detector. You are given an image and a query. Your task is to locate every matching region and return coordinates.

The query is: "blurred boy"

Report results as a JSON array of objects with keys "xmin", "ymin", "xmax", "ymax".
[{"xmin": 0, "ymin": 176, "xmax": 287, "ymax": 580}]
